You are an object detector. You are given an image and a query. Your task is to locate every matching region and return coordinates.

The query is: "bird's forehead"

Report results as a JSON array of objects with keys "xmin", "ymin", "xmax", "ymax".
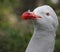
[{"xmin": 33, "ymin": 6, "xmax": 50, "ymax": 13}]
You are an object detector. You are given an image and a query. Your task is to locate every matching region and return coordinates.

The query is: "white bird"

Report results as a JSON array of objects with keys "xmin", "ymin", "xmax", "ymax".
[{"xmin": 22, "ymin": 5, "xmax": 58, "ymax": 52}]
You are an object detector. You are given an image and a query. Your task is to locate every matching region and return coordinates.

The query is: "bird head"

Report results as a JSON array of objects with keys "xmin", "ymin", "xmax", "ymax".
[{"xmin": 22, "ymin": 5, "xmax": 58, "ymax": 31}]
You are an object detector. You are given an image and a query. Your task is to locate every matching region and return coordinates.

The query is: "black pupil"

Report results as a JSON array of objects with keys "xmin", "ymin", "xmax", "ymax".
[{"xmin": 46, "ymin": 13, "xmax": 50, "ymax": 16}]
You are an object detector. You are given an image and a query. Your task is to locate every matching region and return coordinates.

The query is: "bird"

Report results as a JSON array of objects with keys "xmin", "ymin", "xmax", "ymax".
[{"xmin": 22, "ymin": 5, "xmax": 58, "ymax": 52}]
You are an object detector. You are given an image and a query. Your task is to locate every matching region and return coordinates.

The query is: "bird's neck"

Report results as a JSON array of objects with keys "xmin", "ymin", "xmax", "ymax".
[
  {"xmin": 33, "ymin": 27, "xmax": 55, "ymax": 39},
  {"xmin": 25, "ymin": 25, "xmax": 56, "ymax": 52}
]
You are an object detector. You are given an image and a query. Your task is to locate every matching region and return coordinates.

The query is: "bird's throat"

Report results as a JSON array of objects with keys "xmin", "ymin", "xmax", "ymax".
[{"xmin": 25, "ymin": 28, "xmax": 55, "ymax": 52}]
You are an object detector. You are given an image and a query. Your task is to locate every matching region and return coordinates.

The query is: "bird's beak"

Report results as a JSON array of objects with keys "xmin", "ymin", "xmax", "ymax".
[{"xmin": 21, "ymin": 10, "xmax": 41, "ymax": 20}]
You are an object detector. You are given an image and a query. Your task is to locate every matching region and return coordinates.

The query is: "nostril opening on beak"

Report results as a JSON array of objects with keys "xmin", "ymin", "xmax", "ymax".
[{"xmin": 26, "ymin": 13, "xmax": 30, "ymax": 15}]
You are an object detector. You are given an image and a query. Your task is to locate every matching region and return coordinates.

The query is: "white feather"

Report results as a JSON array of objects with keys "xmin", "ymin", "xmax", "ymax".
[
  {"xmin": 25, "ymin": 5, "xmax": 58, "ymax": 52},
  {"xmin": 28, "ymin": 10, "xmax": 31, "ymax": 12}
]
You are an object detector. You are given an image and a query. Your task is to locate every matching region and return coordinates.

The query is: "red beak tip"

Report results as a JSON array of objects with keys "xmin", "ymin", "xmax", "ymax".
[{"xmin": 21, "ymin": 12, "xmax": 27, "ymax": 19}]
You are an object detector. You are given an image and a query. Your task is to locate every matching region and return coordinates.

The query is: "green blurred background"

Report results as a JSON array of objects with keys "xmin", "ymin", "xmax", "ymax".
[{"xmin": 0, "ymin": 0, "xmax": 60, "ymax": 52}]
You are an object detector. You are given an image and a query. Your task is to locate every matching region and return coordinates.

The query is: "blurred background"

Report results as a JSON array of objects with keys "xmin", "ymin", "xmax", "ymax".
[{"xmin": 0, "ymin": 0, "xmax": 60, "ymax": 52}]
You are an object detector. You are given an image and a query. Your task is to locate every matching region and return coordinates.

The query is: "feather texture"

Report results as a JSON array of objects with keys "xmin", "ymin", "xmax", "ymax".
[{"xmin": 25, "ymin": 5, "xmax": 58, "ymax": 52}]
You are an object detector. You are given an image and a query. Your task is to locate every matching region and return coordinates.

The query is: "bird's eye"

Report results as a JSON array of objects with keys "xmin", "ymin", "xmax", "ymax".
[{"xmin": 46, "ymin": 12, "xmax": 50, "ymax": 16}]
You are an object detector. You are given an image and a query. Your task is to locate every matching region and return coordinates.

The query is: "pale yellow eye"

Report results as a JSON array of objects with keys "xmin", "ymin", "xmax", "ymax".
[{"xmin": 46, "ymin": 13, "xmax": 50, "ymax": 16}]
